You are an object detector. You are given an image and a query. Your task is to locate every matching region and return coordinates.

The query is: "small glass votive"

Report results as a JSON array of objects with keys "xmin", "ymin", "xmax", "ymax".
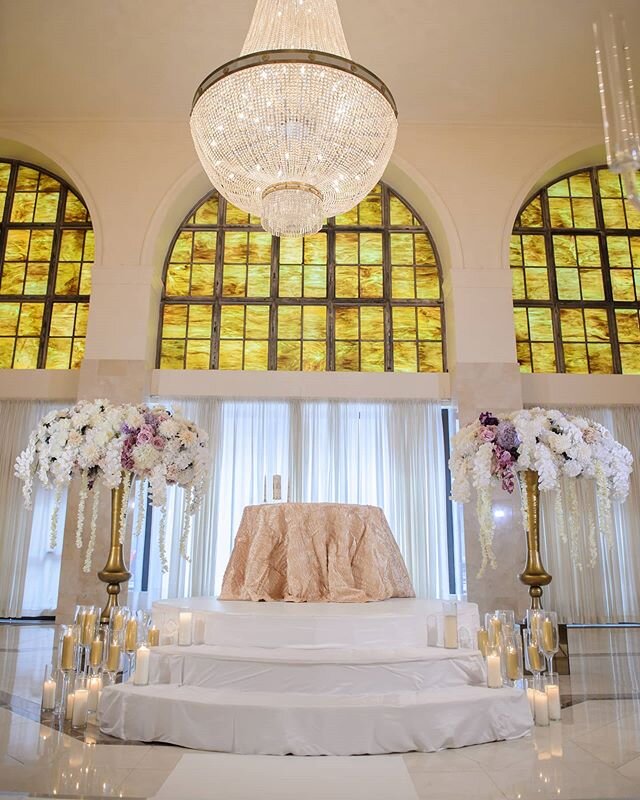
[
  {"xmin": 544, "ymin": 673, "xmax": 561, "ymax": 721},
  {"xmin": 87, "ymin": 673, "xmax": 102, "ymax": 714},
  {"xmin": 442, "ymin": 600, "xmax": 458, "ymax": 649},
  {"xmin": 41, "ymin": 664, "xmax": 57, "ymax": 714},
  {"xmin": 486, "ymin": 645, "xmax": 503, "ymax": 688}
]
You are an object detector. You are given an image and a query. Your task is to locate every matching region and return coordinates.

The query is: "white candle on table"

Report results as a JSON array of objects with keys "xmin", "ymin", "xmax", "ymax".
[
  {"xmin": 65, "ymin": 692, "xmax": 75, "ymax": 721},
  {"xmin": 443, "ymin": 615, "xmax": 458, "ymax": 648},
  {"xmin": 193, "ymin": 616, "xmax": 205, "ymax": 645},
  {"xmin": 88, "ymin": 675, "xmax": 102, "ymax": 712},
  {"xmin": 178, "ymin": 612, "xmax": 192, "ymax": 646},
  {"xmin": 71, "ymin": 688, "xmax": 89, "ymax": 728},
  {"xmin": 546, "ymin": 684, "xmax": 561, "ymax": 720},
  {"xmin": 133, "ymin": 645, "xmax": 150, "ymax": 685},
  {"xmin": 487, "ymin": 654, "xmax": 502, "ymax": 688},
  {"xmin": 42, "ymin": 677, "xmax": 56, "ymax": 711},
  {"xmin": 534, "ymin": 689, "xmax": 549, "ymax": 726}
]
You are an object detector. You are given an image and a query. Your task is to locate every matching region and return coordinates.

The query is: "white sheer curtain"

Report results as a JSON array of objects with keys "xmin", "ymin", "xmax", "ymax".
[
  {"xmin": 539, "ymin": 406, "xmax": 640, "ymax": 623},
  {"xmin": 132, "ymin": 398, "xmax": 452, "ymax": 606},
  {"xmin": 0, "ymin": 400, "xmax": 65, "ymax": 617}
]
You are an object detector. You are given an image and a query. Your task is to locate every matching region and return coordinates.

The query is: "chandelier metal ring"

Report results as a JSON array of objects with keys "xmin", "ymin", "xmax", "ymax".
[
  {"xmin": 261, "ymin": 181, "xmax": 324, "ymax": 201},
  {"xmin": 191, "ymin": 49, "xmax": 398, "ymax": 117}
]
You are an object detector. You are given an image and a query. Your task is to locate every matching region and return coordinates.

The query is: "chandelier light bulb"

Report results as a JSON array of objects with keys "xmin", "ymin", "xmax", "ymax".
[{"xmin": 190, "ymin": 0, "xmax": 398, "ymax": 237}]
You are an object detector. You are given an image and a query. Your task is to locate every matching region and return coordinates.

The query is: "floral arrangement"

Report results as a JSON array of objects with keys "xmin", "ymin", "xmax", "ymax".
[
  {"xmin": 450, "ymin": 408, "xmax": 633, "ymax": 574},
  {"xmin": 15, "ymin": 400, "xmax": 210, "ymax": 573}
]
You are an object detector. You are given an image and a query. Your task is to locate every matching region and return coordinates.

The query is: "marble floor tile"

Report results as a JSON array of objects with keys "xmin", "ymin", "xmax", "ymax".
[{"xmin": 410, "ymin": 770, "xmax": 506, "ymax": 800}]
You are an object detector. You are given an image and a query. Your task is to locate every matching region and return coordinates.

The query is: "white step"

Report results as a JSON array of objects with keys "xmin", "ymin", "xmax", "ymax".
[
  {"xmin": 148, "ymin": 644, "xmax": 486, "ymax": 695},
  {"xmin": 99, "ymin": 683, "xmax": 533, "ymax": 756}
]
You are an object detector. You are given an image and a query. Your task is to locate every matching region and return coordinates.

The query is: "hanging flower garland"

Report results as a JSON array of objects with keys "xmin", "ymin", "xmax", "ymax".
[
  {"xmin": 449, "ymin": 407, "xmax": 633, "ymax": 575},
  {"xmin": 15, "ymin": 399, "xmax": 210, "ymax": 573}
]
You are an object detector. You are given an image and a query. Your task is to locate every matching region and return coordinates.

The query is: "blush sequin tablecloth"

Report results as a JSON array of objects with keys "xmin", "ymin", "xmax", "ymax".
[{"xmin": 219, "ymin": 503, "xmax": 415, "ymax": 602}]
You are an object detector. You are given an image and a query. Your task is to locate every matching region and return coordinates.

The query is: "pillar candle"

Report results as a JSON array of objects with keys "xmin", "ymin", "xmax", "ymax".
[
  {"xmin": 476, "ymin": 628, "xmax": 489, "ymax": 657},
  {"xmin": 506, "ymin": 646, "xmax": 520, "ymax": 681},
  {"xmin": 112, "ymin": 612, "xmax": 125, "ymax": 632},
  {"xmin": 124, "ymin": 619, "xmax": 138, "ymax": 652},
  {"xmin": 133, "ymin": 645, "xmax": 150, "ymax": 686},
  {"xmin": 443, "ymin": 615, "xmax": 458, "ymax": 649},
  {"xmin": 542, "ymin": 619, "xmax": 555, "ymax": 651},
  {"xmin": 71, "ymin": 688, "xmax": 89, "ymax": 728},
  {"xmin": 148, "ymin": 626, "xmax": 160, "ymax": 647},
  {"xmin": 534, "ymin": 690, "xmax": 549, "ymax": 726},
  {"xmin": 487, "ymin": 654, "xmax": 502, "ymax": 688},
  {"xmin": 528, "ymin": 644, "xmax": 544, "ymax": 672},
  {"xmin": 42, "ymin": 677, "xmax": 56, "ymax": 711},
  {"xmin": 193, "ymin": 617, "xmax": 205, "ymax": 645},
  {"xmin": 65, "ymin": 692, "xmax": 75, "ymax": 721},
  {"xmin": 546, "ymin": 684, "xmax": 561, "ymax": 720},
  {"xmin": 87, "ymin": 675, "xmax": 102, "ymax": 712},
  {"xmin": 60, "ymin": 633, "xmax": 75, "ymax": 670},
  {"xmin": 81, "ymin": 612, "xmax": 96, "ymax": 646},
  {"xmin": 90, "ymin": 638, "xmax": 103, "ymax": 668},
  {"xmin": 107, "ymin": 643, "xmax": 121, "ymax": 673},
  {"xmin": 178, "ymin": 612, "xmax": 192, "ymax": 646}
]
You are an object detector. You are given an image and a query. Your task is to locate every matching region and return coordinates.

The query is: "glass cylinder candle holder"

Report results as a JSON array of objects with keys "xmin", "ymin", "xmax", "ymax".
[
  {"xmin": 64, "ymin": 672, "xmax": 77, "ymax": 722},
  {"xmin": 71, "ymin": 675, "xmax": 89, "ymax": 730},
  {"xmin": 106, "ymin": 640, "xmax": 122, "ymax": 678},
  {"xmin": 41, "ymin": 664, "xmax": 57, "ymax": 714},
  {"xmin": 486, "ymin": 645, "xmax": 503, "ymax": 688},
  {"xmin": 193, "ymin": 613, "xmax": 206, "ymax": 645},
  {"xmin": 109, "ymin": 606, "xmax": 130, "ymax": 647},
  {"xmin": 544, "ymin": 673, "xmax": 561, "ymax": 721},
  {"xmin": 442, "ymin": 600, "xmax": 458, "ymax": 649},
  {"xmin": 87, "ymin": 673, "xmax": 102, "ymax": 714},
  {"xmin": 501, "ymin": 630, "xmax": 524, "ymax": 687},
  {"xmin": 538, "ymin": 611, "xmax": 559, "ymax": 674},
  {"xmin": 426, "ymin": 614, "xmax": 438, "ymax": 647},
  {"xmin": 178, "ymin": 611, "xmax": 193, "ymax": 646},
  {"xmin": 58, "ymin": 624, "xmax": 76, "ymax": 672},
  {"xmin": 485, "ymin": 613, "xmax": 503, "ymax": 649},
  {"xmin": 476, "ymin": 627, "xmax": 489, "ymax": 657},
  {"xmin": 123, "ymin": 615, "xmax": 138, "ymax": 681},
  {"xmin": 526, "ymin": 609, "xmax": 543, "ymax": 644},
  {"xmin": 148, "ymin": 625, "xmax": 160, "ymax": 647},
  {"xmin": 89, "ymin": 635, "xmax": 104, "ymax": 674},
  {"xmin": 523, "ymin": 627, "xmax": 546, "ymax": 688},
  {"xmin": 494, "ymin": 609, "xmax": 516, "ymax": 633}
]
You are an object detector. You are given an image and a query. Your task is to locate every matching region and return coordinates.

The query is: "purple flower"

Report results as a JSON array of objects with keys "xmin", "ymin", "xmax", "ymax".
[
  {"xmin": 144, "ymin": 412, "xmax": 157, "ymax": 426},
  {"xmin": 479, "ymin": 411, "xmax": 500, "ymax": 426},
  {"xmin": 498, "ymin": 449, "xmax": 513, "ymax": 467},
  {"xmin": 501, "ymin": 473, "xmax": 515, "ymax": 493},
  {"xmin": 152, "ymin": 436, "xmax": 165, "ymax": 450},
  {"xmin": 121, "ymin": 453, "xmax": 135, "ymax": 471},
  {"xmin": 495, "ymin": 421, "xmax": 519, "ymax": 452},
  {"xmin": 479, "ymin": 427, "xmax": 496, "ymax": 443}
]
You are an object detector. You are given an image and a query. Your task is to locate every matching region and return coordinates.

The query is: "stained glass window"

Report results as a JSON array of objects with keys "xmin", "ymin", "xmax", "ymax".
[
  {"xmin": 0, "ymin": 160, "xmax": 93, "ymax": 369},
  {"xmin": 512, "ymin": 166, "xmax": 640, "ymax": 374},
  {"xmin": 159, "ymin": 182, "xmax": 445, "ymax": 372}
]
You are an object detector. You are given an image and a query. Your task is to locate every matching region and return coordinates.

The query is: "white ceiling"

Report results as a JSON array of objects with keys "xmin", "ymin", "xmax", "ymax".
[{"xmin": 1, "ymin": 0, "xmax": 640, "ymax": 125}]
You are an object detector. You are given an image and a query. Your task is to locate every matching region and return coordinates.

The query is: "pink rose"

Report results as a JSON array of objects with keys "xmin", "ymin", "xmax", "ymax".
[
  {"xmin": 137, "ymin": 427, "xmax": 153, "ymax": 444},
  {"xmin": 152, "ymin": 436, "xmax": 165, "ymax": 450},
  {"xmin": 479, "ymin": 427, "xmax": 496, "ymax": 443},
  {"xmin": 498, "ymin": 450, "xmax": 513, "ymax": 467}
]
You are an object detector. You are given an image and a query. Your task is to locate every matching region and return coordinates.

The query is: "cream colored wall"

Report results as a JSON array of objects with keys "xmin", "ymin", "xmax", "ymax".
[{"xmin": 1, "ymin": 118, "xmax": 636, "ymax": 617}]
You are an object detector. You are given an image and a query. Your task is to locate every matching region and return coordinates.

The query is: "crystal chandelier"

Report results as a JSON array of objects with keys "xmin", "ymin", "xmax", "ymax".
[
  {"xmin": 190, "ymin": 0, "xmax": 398, "ymax": 237},
  {"xmin": 594, "ymin": 13, "xmax": 640, "ymax": 209}
]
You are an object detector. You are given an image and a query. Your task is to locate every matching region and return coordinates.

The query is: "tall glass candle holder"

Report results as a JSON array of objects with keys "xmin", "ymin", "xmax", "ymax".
[
  {"xmin": 476, "ymin": 627, "xmax": 489, "ymax": 657},
  {"xmin": 178, "ymin": 611, "xmax": 193, "ymax": 646},
  {"xmin": 124, "ymin": 615, "xmax": 138, "ymax": 681},
  {"xmin": 485, "ymin": 613, "xmax": 503, "ymax": 648},
  {"xmin": 537, "ymin": 611, "xmax": 559, "ymax": 674},
  {"xmin": 79, "ymin": 605, "xmax": 99, "ymax": 674},
  {"xmin": 442, "ymin": 600, "xmax": 458, "ymax": 649},
  {"xmin": 109, "ymin": 606, "xmax": 129, "ymax": 648},
  {"xmin": 544, "ymin": 673, "xmax": 561, "ymax": 721},
  {"xmin": 486, "ymin": 644, "xmax": 503, "ymax": 688},
  {"xmin": 523, "ymin": 627, "xmax": 545, "ymax": 681},
  {"xmin": 501, "ymin": 630, "xmax": 524, "ymax": 687},
  {"xmin": 64, "ymin": 672, "xmax": 77, "ymax": 722},
  {"xmin": 494, "ymin": 609, "xmax": 516, "ymax": 633},
  {"xmin": 41, "ymin": 664, "xmax": 57, "ymax": 715},
  {"xmin": 57, "ymin": 624, "xmax": 76, "ymax": 716},
  {"xmin": 71, "ymin": 675, "xmax": 89, "ymax": 730}
]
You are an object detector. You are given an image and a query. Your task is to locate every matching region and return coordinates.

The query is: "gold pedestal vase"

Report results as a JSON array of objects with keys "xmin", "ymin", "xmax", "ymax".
[
  {"xmin": 517, "ymin": 469, "xmax": 552, "ymax": 609},
  {"xmin": 97, "ymin": 485, "xmax": 132, "ymax": 624}
]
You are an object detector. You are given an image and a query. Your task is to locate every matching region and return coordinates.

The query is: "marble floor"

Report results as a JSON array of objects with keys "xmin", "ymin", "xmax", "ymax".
[{"xmin": 0, "ymin": 623, "xmax": 639, "ymax": 800}]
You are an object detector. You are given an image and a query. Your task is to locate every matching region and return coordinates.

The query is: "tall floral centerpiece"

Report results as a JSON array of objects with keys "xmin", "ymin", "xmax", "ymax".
[
  {"xmin": 449, "ymin": 408, "xmax": 632, "ymax": 607},
  {"xmin": 15, "ymin": 400, "xmax": 209, "ymax": 620}
]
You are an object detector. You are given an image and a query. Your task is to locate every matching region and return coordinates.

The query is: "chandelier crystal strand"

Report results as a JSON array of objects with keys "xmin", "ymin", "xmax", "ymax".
[{"xmin": 190, "ymin": 0, "xmax": 397, "ymax": 237}]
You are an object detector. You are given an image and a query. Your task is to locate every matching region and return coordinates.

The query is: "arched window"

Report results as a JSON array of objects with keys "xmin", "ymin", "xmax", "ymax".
[
  {"xmin": 158, "ymin": 182, "xmax": 445, "ymax": 372},
  {"xmin": 0, "ymin": 160, "xmax": 93, "ymax": 369},
  {"xmin": 511, "ymin": 165, "xmax": 640, "ymax": 374}
]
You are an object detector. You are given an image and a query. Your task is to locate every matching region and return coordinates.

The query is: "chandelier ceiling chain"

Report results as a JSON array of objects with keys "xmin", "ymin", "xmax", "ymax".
[{"xmin": 190, "ymin": 0, "xmax": 398, "ymax": 237}]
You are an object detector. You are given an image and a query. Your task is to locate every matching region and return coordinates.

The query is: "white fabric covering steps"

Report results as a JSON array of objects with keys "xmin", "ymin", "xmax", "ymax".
[{"xmin": 99, "ymin": 683, "xmax": 532, "ymax": 756}]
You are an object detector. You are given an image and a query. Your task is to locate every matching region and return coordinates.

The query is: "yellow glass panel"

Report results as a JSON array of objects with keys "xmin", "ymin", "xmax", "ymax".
[
  {"xmin": 170, "ymin": 232, "xmax": 193, "ymax": 263},
  {"xmin": 392, "ymin": 307, "xmax": 416, "ymax": 340},
  {"xmin": 14, "ymin": 337, "xmax": 40, "ymax": 368},
  {"xmin": 0, "ymin": 338, "xmax": 13, "ymax": 368},
  {"xmin": 528, "ymin": 308, "xmax": 553, "ymax": 341},
  {"xmin": 525, "ymin": 268, "xmax": 549, "ymax": 300},
  {"xmin": 64, "ymin": 191, "xmax": 89, "ymax": 223},
  {"xmin": 416, "ymin": 267, "xmax": 440, "ymax": 299},
  {"xmin": 572, "ymin": 198, "xmax": 596, "ymax": 227},
  {"xmin": 248, "ymin": 232, "xmax": 272, "ymax": 263},
  {"xmin": 602, "ymin": 199, "xmax": 627, "ymax": 227},
  {"xmin": 190, "ymin": 263, "xmax": 215, "ymax": 296},
  {"xmin": 302, "ymin": 306, "xmax": 326, "ymax": 340},
  {"xmin": 416, "ymin": 306, "xmax": 441, "ymax": 341},
  {"xmin": 522, "ymin": 235, "xmax": 547, "ymax": 266},
  {"xmin": 335, "ymin": 307, "xmax": 358, "ymax": 340},
  {"xmin": 185, "ymin": 340, "xmax": 210, "ymax": 370},
  {"xmin": 531, "ymin": 343, "xmax": 556, "ymax": 372},
  {"xmin": 246, "ymin": 264, "xmax": 270, "ymax": 296},
  {"xmin": 224, "ymin": 231, "xmax": 249, "ymax": 263},
  {"xmin": 579, "ymin": 269, "xmax": 604, "ymax": 300},
  {"xmin": 588, "ymin": 343, "xmax": 613, "ymax": 373},
  {"xmin": 563, "ymin": 343, "xmax": 589, "ymax": 373},
  {"xmin": 83, "ymin": 231, "xmax": 95, "ymax": 262},
  {"xmin": 611, "ymin": 269, "xmax": 635, "ymax": 301},
  {"xmin": 29, "ymin": 230, "xmax": 54, "ymax": 261},
  {"xmin": 279, "ymin": 264, "xmax": 302, "ymax": 296},
  {"xmin": 55, "ymin": 263, "xmax": 80, "ymax": 294},
  {"xmin": 512, "ymin": 268, "xmax": 525, "ymax": 299},
  {"xmin": 0, "ymin": 303, "xmax": 20, "ymax": 335},
  {"xmin": 222, "ymin": 264, "xmax": 246, "ymax": 296},
  {"xmin": 220, "ymin": 306, "xmax": 245, "ymax": 339},
  {"xmin": 0, "ymin": 264, "xmax": 25, "ymax": 294},
  {"xmin": 549, "ymin": 198, "xmax": 573, "ymax": 228},
  {"xmin": 302, "ymin": 341, "xmax": 325, "ymax": 371},
  {"xmin": 607, "ymin": 236, "xmax": 631, "ymax": 266},
  {"xmin": 10, "ymin": 192, "xmax": 36, "ymax": 222},
  {"xmin": 160, "ymin": 339, "xmax": 185, "ymax": 369},
  {"xmin": 244, "ymin": 340, "xmax": 268, "ymax": 370},
  {"xmin": 5, "ymin": 230, "xmax": 30, "ymax": 261},
  {"xmin": 70, "ymin": 339, "xmax": 86, "ymax": 369},
  {"xmin": 390, "ymin": 195, "xmax": 415, "ymax": 226},
  {"xmin": 390, "ymin": 233, "xmax": 413, "ymax": 265},
  {"xmin": 548, "ymin": 179, "xmax": 570, "ymax": 197},
  {"xmin": 335, "ymin": 266, "xmax": 358, "ymax": 298},
  {"xmin": 303, "ymin": 264, "xmax": 326, "ymax": 298},
  {"xmin": 570, "ymin": 173, "xmax": 593, "ymax": 197},
  {"xmin": 575, "ymin": 236, "xmax": 600, "ymax": 265},
  {"xmin": 34, "ymin": 192, "xmax": 59, "ymax": 223},
  {"xmin": 304, "ymin": 234, "xmax": 327, "ymax": 264},
  {"xmin": 624, "ymin": 198, "xmax": 640, "ymax": 228},
  {"xmin": 360, "ymin": 233, "xmax": 383, "ymax": 265},
  {"xmin": 556, "ymin": 268, "xmax": 579, "ymax": 303},
  {"xmin": 335, "ymin": 341, "xmax": 359, "ymax": 371},
  {"xmin": 392, "ymin": 267, "xmax": 415, "ymax": 298},
  {"xmin": 0, "ymin": 163, "xmax": 10, "ymax": 190},
  {"xmin": 519, "ymin": 197, "xmax": 543, "ymax": 227},
  {"xmin": 634, "ymin": 269, "xmax": 640, "ymax": 297},
  {"xmin": 418, "ymin": 342, "xmax": 443, "ymax": 372},
  {"xmin": 187, "ymin": 305, "xmax": 212, "ymax": 339},
  {"xmin": 360, "ymin": 266, "xmax": 383, "ymax": 298},
  {"xmin": 616, "ymin": 310, "xmax": 640, "ymax": 342},
  {"xmin": 24, "ymin": 263, "xmax": 49, "ymax": 294},
  {"xmin": 194, "ymin": 195, "xmax": 219, "ymax": 224},
  {"xmin": 334, "ymin": 206, "xmax": 358, "ymax": 226},
  {"xmin": 57, "ymin": 229, "xmax": 85, "ymax": 265},
  {"xmin": 192, "ymin": 231, "xmax": 217, "ymax": 262},
  {"xmin": 415, "ymin": 234, "xmax": 435, "ymax": 265},
  {"xmin": 560, "ymin": 309, "xmax": 584, "ymax": 341},
  {"xmin": 393, "ymin": 342, "xmax": 417, "ymax": 372},
  {"xmin": 359, "ymin": 190, "xmax": 382, "ymax": 226},
  {"xmin": 513, "ymin": 308, "xmax": 529, "ymax": 342},
  {"xmin": 17, "ymin": 303, "xmax": 44, "ymax": 336},
  {"xmin": 15, "ymin": 167, "xmax": 38, "ymax": 191},
  {"xmin": 277, "ymin": 341, "xmax": 301, "ymax": 370},
  {"xmin": 165, "ymin": 264, "xmax": 191, "ymax": 296},
  {"xmin": 45, "ymin": 338, "xmax": 72, "ymax": 369},
  {"xmin": 245, "ymin": 306, "xmax": 269, "ymax": 339},
  {"xmin": 361, "ymin": 342, "xmax": 385, "ymax": 371},
  {"xmin": 278, "ymin": 306, "xmax": 302, "ymax": 339},
  {"xmin": 49, "ymin": 304, "xmax": 75, "ymax": 337},
  {"xmin": 74, "ymin": 304, "xmax": 89, "ymax": 336},
  {"xmin": 218, "ymin": 340, "xmax": 243, "ymax": 369},
  {"xmin": 225, "ymin": 204, "xmax": 250, "ymax": 225},
  {"xmin": 0, "ymin": 192, "xmax": 5, "ymax": 219},
  {"xmin": 280, "ymin": 237, "xmax": 303, "ymax": 263},
  {"xmin": 598, "ymin": 168, "xmax": 622, "ymax": 197},
  {"xmin": 162, "ymin": 304, "xmax": 187, "ymax": 338},
  {"xmin": 79, "ymin": 263, "xmax": 92, "ymax": 295},
  {"xmin": 510, "ymin": 235, "xmax": 523, "ymax": 266},
  {"xmin": 517, "ymin": 342, "xmax": 532, "ymax": 372},
  {"xmin": 553, "ymin": 236, "xmax": 577, "ymax": 266},
  {"xmin": 360, "ymin": 306, "xmax": 384, "ymax": 339},
  {"xmin": 620, "ymin": 344, "xmax": 640, "ymax": 373},
  {"xmin": 335, "ymin": 233, "xmax": 358, "ymax": 264},
  {"xmin": 584, "ymin": 309, "xmax": 609, "ymax": 342}
]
